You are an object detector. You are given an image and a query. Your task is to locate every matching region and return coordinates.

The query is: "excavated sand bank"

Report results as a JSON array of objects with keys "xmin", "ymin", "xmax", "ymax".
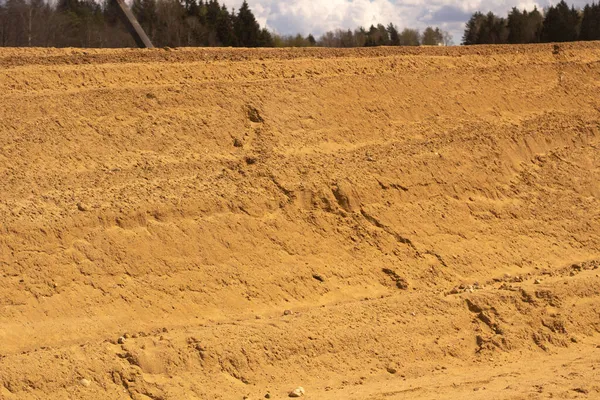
[{"xmin": 0, "ymin": 43, "xmax": 599, "ymax": 399}]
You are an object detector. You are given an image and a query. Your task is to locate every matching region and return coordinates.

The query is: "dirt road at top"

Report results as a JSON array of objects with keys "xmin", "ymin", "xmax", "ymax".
[{"xmin": 0, "ymin": 43, "xmax": 599, "ymax": 399}]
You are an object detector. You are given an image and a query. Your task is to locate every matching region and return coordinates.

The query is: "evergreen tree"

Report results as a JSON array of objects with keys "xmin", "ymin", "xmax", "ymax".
[
  {"xmin": 0, "ymin": 2, "xmax": 6, "ymax": 46},
  {"xmin": 541, "ymin": 0, "xmax": 581, "ymax": 42},
  {"xmin": 234, "ymin": 0, "xmax": 260, "ymax": 47},
  {"xmin": 376, "ymin": 23, "xmax": 389, "ymax": 45},
  {"xmin": 215, "ymin": 5, "xmax": 236, "ymax": 46},
  {"xmin": 463, "ymin": 11, "xmax": 507, "ymax": 45},
  {"xmin": 183, "ymin": 0, "xmax": 197, "ymax": 14},
  {"xmin": 479, "ymin": 12, "xmax": 508, "ymax": 44},
  {"xmin": 2, "ymin": 0, "xmax": 29, "ymax": 45},
  {"xmin": 462, "ymin": 12, "xmax": 485, "ymax": 45},
  {"xmin": 205, "ymin": 0, "xmax": 220, "ymax": 28},
  {"xmin": 257, "ymin": 27, "xmax": 273, "ymax": 47},
  {"xmin": 57, "ymin": 0, "xmax": 79, "ymax": 13},
  {"xmin": 387, "ymin": 23, "xmax": 400, "ymax": 45},
  {"xmin": 353, "ymin": 27, "xmax": 367, "ymax": 47},
  {"xmin": 307, "ymin": 33, "xmax": 316, "ymax": 46},
  {"xmin": 104, "ymin": 0, "xmax": 121, "ymax": 25},
  {"xmin": 132, "ymin": 0, "xmax": 158, "ymax": 40},
  {"xmin": 364, "ymin": 25, "xmax": 377, "ymax": 46},
  {"xmin": 526, "ymin": 7, "xmax": 543, "ymax": 43},
  {"xmin": 195, "ymin": 0, "xmax": 207, "ymax": 25},
  {"xmin": 580, "ymin": 3, "xmax": 600, "ymax": 40},
  {"xmin": 55, "ymin": 0, "xmax": 85, "ymax": 46},
  {"xmin": 339, "ymin": 29, "xmax": 354, "ymax": 47},
  {"xmin": 507, "ymin": 8, "xmax": 526, "ymax": 43}
]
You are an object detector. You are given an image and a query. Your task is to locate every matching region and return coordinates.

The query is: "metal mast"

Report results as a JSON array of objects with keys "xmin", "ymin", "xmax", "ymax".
[{"xmin": 113, "ymin": 0, "xmax": 154, "ymax": 49}]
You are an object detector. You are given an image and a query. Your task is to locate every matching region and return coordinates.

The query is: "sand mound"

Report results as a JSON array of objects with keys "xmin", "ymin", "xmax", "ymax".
[{"xmin": 1, "ymin": 43, "xmax": 599, "ymax": 399}]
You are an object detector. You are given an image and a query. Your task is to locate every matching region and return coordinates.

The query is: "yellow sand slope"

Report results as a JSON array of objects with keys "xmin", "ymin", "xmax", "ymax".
[{"xmin": 0, "ymin": 43, "xmax": 599, "ymax": 399}]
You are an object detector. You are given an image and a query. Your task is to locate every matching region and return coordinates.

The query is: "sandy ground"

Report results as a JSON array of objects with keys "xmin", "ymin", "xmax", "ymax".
[{"xmin": 0, "ymin": 42, "xmax": 599, "ymax": 399}]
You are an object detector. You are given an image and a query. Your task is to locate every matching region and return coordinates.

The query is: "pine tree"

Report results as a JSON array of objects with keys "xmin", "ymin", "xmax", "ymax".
[
  {"xmin": 337, "ymin": 29, "xmax": 352, "ymax": 47},
  {"xmin": 205, "ymin": 0, "xmax": 220, "ymax": 28},
  {"xmin": 189, "ymin": 0, "xmax": 200, "ymax": 17},
  {"xmin": 478, "ymin": 12, "xmax": 508, "ymax": 44},
  {"xmin": 2, "ymin": 0, "xmax": 29, "ymax": 45},
  {"xmin": 462, "ymin": 12, "xmax": 485, "ymax": 45},
  {"xmin": 57, "ymin": 0, "xmax": 80, "ymax": 13},
  {"xmin": 376, "ymin": 23, "xmax": 389, "ymax": 45},
  {"xmin": 364, "ymin": 25, "xmax": 377, "ymax": 46},
  {"xmin": 0, "ymin": 2, "xmax": 6, "ymax": 46},
  {"xmin": 351, "ymin": 27, "xmax": 365, "ymax": 47},
  {"xmin": 507, "ymin": 8, "xmax": 526, "ymax": 43},
  {"xmin": 132, "ymin": 0, "xmax": 158, "ymax": 39},
  {"xmin": 526, "ymin": 7, "xmax": 543, "ymax": 43},
  {"xmin": 257, "ymin": 27, "xmax": 273, "ymax": 47},
  {"xmin": 195, "ymin": 0, "xmax": 206, "ymax": 24},
  {"xmin": 541, "ymin": 0, "xmax": 581, "ymax": 42},
  {"xmin": 580, "ymin": 3, "xmax": 600, "ymax": 40},
  {"xmin": 215, "ymin": 5, "xmax": 236, "ymax": 46},
  {"xmin": 234, "ymin": 0, "xmax": 260, "ymax": 47},
  {"xmin": 387, "ymin": 23, "xmax": 400, "ymax": 45},
  {"xmin": 155, "ymin": 0, "xmax": 186, "ymax": 47}
]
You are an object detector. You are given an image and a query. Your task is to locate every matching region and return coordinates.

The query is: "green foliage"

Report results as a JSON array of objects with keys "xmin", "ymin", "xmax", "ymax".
[
  {"xmin": 273, "ymin": 33, "xmax": 315, "ymax": 47},
  {"xmin": 387, "ymin": 23, "xmax": 400, "ymax": 45},
  {"xmin": 215, "ymin": 5, "xmax": 236, "ymax": 46},
  {"xmin": 6, "ymin": 0, "xmax": 599, "ymax": 49},
  {"xmin": 580, "ymin": 3, "xmax": 600, "ymax": 40},
  {"xmin": 462, "ymin": 12, "xmax": 485, "ymax": 45},
  {"xmin": 258, "ymin": 28, "xmax": 274, "ymax": 47},
  {"xmin": 464, "ymin": 1, "xmax": 599, "ymax": 45},
  {"xmin": 527, "ymin": 8, "xmax": 544, "ymax": 43},
  {"xmin": 234, "ymin": 0, "xmax": 260, "ymax": 47},
  {"xmin": 132, "ymin": 0, "xmax": 157, "ymax": 35},
  {"xmin": 398, "ymin": 28, "xmax": 420, "ymax": 46},
  {"xmin": 541, "ymin": 0, "xmax": 581, "ymax": 42},
  {"xmin": 463, "ymin": 11, "xmax": 509, "ymax": 45},
  {"xmin": 0, "ymin": 0, "xmax": 271, "ymax": 47},
  {"xmin": 364, "ymin": 24, "xmax": 391, "ymax": 46},
  {"xmin": 422, "ymin": 26, "xmax": 443, "ymax": 45},
  {"xmin": 316, "ymin": 23, "xmax": 445, "ymax": 48}
]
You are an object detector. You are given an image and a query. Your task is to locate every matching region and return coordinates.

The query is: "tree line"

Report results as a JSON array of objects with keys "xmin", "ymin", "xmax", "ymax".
[
  {"xmin": 0, "ymin": 0, "xmax": 452, "ymax": 48},
  {"xmin": 5, "ymin": 0, "xmax": 598, "ymax": 48},
  {"xmin": 463, "ymin": 0, "xmax": 600, "ymax": 45},
  {"xmin": 0, "ymin": 0, "xmax": 273, "ymax": 47},
  {"xmin": 317, "ymin": 25, "xmax": 452, "ymax": 47}
]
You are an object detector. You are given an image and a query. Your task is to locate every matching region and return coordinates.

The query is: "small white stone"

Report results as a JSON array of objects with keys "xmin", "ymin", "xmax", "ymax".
[
  {"xmin": 289, "ymin": 386, "xmax": 305, "ymax": 397},
  {"xmin": 80, "ymin": 378, "xmax": 91, "ymax": 387}
]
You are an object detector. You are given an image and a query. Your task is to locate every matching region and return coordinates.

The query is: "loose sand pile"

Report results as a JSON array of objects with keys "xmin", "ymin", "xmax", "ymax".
[{"xmin": 0, "ymin": 43, "xmax": 599, "ymax": 399}]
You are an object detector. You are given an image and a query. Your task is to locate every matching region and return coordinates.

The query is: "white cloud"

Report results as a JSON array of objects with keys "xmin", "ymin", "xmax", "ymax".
[{"xmin": 222, "ymin": 0, "xmax": 593, "ymax": 43}]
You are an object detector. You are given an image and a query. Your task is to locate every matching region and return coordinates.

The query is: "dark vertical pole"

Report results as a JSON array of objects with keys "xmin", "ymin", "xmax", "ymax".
[{"xmin": 113, "ymin": 0, "xmax": 154, "ymax": 49}]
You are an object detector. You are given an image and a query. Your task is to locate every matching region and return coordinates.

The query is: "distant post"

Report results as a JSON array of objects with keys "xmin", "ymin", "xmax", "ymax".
[{"xmin": 113, "ymin": 0, "xmax": 154, "ymax": 49}]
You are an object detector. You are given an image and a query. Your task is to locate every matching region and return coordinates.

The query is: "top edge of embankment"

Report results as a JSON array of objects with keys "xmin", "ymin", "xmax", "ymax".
[{"xmin": 0, "ymin": 41, "xmax": 599, "ymax": 69}]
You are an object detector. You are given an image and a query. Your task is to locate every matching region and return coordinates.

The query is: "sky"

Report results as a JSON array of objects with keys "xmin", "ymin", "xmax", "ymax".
[{"xmin": 222, "ymin": 0, "xmax": 592, "ymax": 44}]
